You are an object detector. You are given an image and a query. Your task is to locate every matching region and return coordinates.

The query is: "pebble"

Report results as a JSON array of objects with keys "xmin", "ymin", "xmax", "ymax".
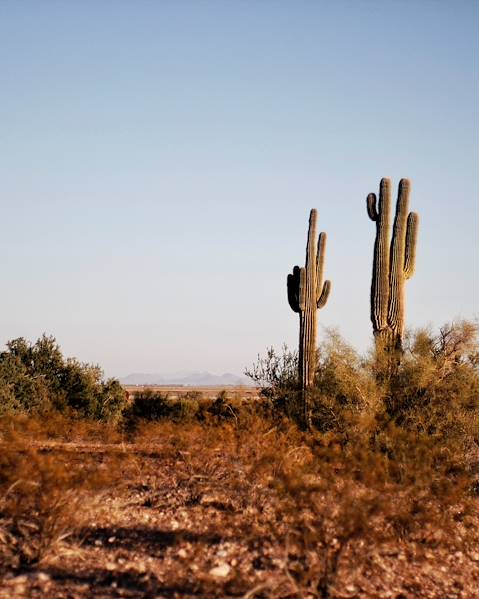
[{"xmin": 209, "ymin": 563, "xmax": 231, "ymax": 578}]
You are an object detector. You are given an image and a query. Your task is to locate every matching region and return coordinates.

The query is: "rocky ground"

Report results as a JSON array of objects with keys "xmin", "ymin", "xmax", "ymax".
[{"xmin": 1, "ymin": 422, "xmax": 479, "ymax": 598}]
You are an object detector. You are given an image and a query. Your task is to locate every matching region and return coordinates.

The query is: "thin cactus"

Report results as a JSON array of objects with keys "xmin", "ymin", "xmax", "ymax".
[
  {"xmin": 367, "ymin": 178, "xmax": 419, "ymax": 364},
  {"xmin": 287, "ymin": 209, "xmax": 331, "ymax": 428}
]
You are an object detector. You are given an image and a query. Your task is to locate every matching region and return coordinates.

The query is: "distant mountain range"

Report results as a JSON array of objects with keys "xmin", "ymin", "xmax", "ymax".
[{"xmin": 119, "ymin": 371, "xmax": 253, "ymax": 387}]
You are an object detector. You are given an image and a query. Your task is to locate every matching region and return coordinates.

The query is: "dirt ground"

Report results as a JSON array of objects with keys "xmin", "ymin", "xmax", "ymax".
[{"xmin": 1, "ymin": 423, "xmax": 479, "ymax": 599}]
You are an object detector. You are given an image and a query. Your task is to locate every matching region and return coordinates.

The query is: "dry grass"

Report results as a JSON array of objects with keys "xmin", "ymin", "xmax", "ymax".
[
  {"xmin": 0, "ymin": 412, "xmax": 477, "ymax": 598},
  {"xmin": 0, "ymin": 322, "xmax": 478, "ymax": 596}
]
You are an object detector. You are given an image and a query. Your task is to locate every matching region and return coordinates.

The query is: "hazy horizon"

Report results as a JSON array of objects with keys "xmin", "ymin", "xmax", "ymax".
[{"xmin": 1, "ymin": 2, "xmax": 478, "ymax": 378}]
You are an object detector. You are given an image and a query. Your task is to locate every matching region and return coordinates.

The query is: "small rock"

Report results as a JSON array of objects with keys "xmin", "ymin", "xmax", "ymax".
[
  {"xmin": 470, "ymin": 552, "xmax": 479, "ymax": 562},
  {"xmin": 108, "ymin": 536, "xmax": 116, "ymax": 543},
  {"xmin": 209, "ymin": 563, "xmax": 231, "ymax": 578},
  {"xmin": 106, "ymin": 562, "xmax": 116, "ymax": 571},
  {"xmin": 178, "ymin": 549, "xmax": 187, "ymax": 558},
  {"xmin": 346, "ymin": 585, "xmax": 358, "ymax": 593},
  {"xmin": 37, "ymin": 572, "xmax": 50, "ymax": 582}
]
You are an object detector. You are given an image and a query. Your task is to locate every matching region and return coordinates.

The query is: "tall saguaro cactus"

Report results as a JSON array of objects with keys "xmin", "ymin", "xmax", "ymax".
[
  {"xmin": 287, "ymin": 209, "xmax": 331, "ymax": 428},
  {"xmin": 367, "ymin": 178, "xmax": 419, "ymax": 361}
]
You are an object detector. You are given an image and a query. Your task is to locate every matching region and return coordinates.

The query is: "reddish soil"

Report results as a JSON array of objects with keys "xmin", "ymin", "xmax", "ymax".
[{"xmin": 1, "ymin": 425, "xmax": 478, "ymax": 598}]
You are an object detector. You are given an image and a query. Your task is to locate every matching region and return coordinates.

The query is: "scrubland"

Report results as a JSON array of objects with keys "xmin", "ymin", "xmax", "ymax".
[{"xmin": 0, "ymin": 322, "xmax": 479, "ymax": 597}]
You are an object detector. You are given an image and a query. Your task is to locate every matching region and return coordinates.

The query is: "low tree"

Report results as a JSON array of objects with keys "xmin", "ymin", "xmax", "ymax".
[{"xmin": 0, "ymin": 334, "xmax": 127, "ymax": 422}]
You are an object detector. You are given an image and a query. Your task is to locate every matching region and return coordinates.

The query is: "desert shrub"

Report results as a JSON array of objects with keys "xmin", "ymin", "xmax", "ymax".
[
  {"xmin": 0, "ymin": 335, "xmax": 127, "ymax": 422},
  {"xmin": 122, "ymin": 413, "xmax": 476, "ymax": 597},
  {"xmin": 126, "ymin": 388, "xmax": 169, "ymax": 419},
  {"xmin": 311, "ymin": 329, "xmax": 380, "ymax": 433},
  {"xmin": 383, "ymin": 321, "xmax": 479, "ymax": 446},
  {"xmin": 124, "ymin": 389, "xmax": 246, "ymax": 428},
  {"xmin": 245, "ymin": 345, "xmax": 298, "ymax": 396},
  {"xmin": 263, "ymin": 424, "xmax": 475, "ymax": 598},
  {"xmin": 122, "ymin": 388, "xmax": 170, "ymax": 432},
  {"xmin": 206, "ymin": 390, "xmax": 239, "ymax": 422},
  {"xmin": 0, "ymin": 351, "xmax": 50, "ymax": 415},
  {"xmin": 0, "ymin": 431, "xmax": 117, "ymax": 570},
  {"xmin": 245, "ymin": 345, "xmax": 302, "ymax": 421},
  {"xmin": 165, "ymin": 390, "xmax": 204, "ymax": 422},
  {"xmin": 182, "ymin": 390, "xmax": 203, "ymax": 402},
  {"xmin": 165, "ymin": 397, "xmax": 200, "ymax": 421},
  {"xmin": 247, "ymin": 321, "xmax": 479, "ymax": 448},
  {"xmin": 246, "ymin": 335, "xmax": 379, "ymax": 431}
]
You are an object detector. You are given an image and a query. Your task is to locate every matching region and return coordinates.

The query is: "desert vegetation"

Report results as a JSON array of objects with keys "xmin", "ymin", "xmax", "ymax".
[{"xmin": 0, "ymin": 320, "xmax": 478, "ymax": 597}]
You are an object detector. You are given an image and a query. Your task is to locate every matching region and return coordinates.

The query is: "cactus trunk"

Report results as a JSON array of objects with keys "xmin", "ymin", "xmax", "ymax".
[
  {"xmin": 367, "ymin": 178, "xmax": 419, "ymax": 372},
  {"xmin": 288, "ymin": 209, "xmax": 331, "ymax": 428}
]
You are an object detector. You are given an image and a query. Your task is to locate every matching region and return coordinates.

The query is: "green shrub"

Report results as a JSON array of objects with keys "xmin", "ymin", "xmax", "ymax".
[
  {"xmin": 247, "ymin": 321, "xmax": 479, "ymax": 447},
  {"xmin": 245, "ymin": 345, "xmax": 302, "ymax": 421},
  {"xmin": 385, "ymin": 320, "xmax": 479, "ymax": 445},
  {"xmin": 0, "ymin": 335, "xmax": 127, "ymax": 422},
  {"xmin": 124, "ymin": 388, "xmax": 169, "ymax": 422}
]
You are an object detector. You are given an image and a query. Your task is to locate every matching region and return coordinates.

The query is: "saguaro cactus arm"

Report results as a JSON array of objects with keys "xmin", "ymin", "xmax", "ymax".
[
  {"xmin": 367, "ymin": 194, "xmax": 379, "ymax": 221},
  {"xmin": 287, "ymin": 266, "xmax": 301, "ymax": 313},
  {"xmin": 317, "ymin": 280, "xmax": 331, "ymax": 309},
  {"xmin": 316, "ymin": 232, "xmax": 331, "ymax": 309},
  {"xmin": 404, "ymin": 212, "xmax": 419, "ymax": 279}
]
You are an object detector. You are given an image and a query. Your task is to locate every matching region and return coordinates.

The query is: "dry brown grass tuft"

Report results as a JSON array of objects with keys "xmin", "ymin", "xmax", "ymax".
[{"xmin": 0, "ymin": 423, "xmax": 127, "ymax": 572}]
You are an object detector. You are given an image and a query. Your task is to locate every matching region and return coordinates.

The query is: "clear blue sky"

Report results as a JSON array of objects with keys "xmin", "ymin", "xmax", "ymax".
[{"xmin": 1, "ymin": 1, "xmax": 477, "ymax": 377}]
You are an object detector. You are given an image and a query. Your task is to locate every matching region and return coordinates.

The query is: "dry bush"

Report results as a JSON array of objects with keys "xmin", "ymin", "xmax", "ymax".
[
  {"xmin": 311, "ymin": 329, "xmax": 380, "ymax": 435},
  {"xmin": 245, "ymin": 421, "xmax": 476, "ymax": 597},
  {"xmin": 0, "ymin": 429, "xmax": 122, "ymax": 571},
  {"xmin": 0, "ymin": 412, "xmax": 125, "ymax": 446},
  {"xmin": 0, "ymin": 321, "xmax": 476, "ymax": 595},
  {"xmin": 0, "ymin": 407, "xmax": 475, "ymax": 596},
  {"xmin": 385, "ymin": 321, "xmax": 479, "ymax": 444},
  {"xmin": 123, "ymin": 388, "xmax": 244, "ymax": 434},
  {"xmin": 249, "ymin": 321, "xmax": 479, "ymax": 444},
  {"xmin": 120, "ymin": 408, "xmax": 478, "ymax": 596},
  {"xmin": 243, "ymin": 325, "xmax": 479, "ymax": 595}
]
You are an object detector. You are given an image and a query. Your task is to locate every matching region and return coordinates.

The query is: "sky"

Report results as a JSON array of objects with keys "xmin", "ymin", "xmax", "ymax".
[{"xmin": 1, "ymin": 1, "xmax": 478, "ymax": 378}]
